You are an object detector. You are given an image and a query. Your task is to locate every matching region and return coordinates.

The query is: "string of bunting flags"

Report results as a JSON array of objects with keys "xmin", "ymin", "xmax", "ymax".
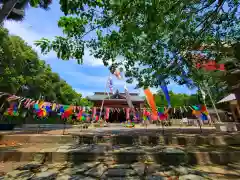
[
  {"xmin": 0, "ymin": 92, "xmax": 209, "ymax": 121},
  {"xmin": 0, "ymin": 92, "xmax": 90, "ymax": 111},
  {"xmin": 92, "ymin": 106, "xmax": 196, "ymax": 112},
  {"xmin": 0, "ymin": 92, "xmax": 92, "ymax": 120}
]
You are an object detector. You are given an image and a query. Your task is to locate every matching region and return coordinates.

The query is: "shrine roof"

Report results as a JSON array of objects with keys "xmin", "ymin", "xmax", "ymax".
[{"xmin": 86, "ymin": 91, "xmax": 145, "ymax": 102}]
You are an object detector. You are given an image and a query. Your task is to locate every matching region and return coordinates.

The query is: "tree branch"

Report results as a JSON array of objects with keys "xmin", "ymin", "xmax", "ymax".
[
  {"xmin": 80, "ymin": 1, "xmax": 133, "ymax": 39},
  {"xmin": 196, "ymin": 0, "xmax": 226, "ymax": 34},
  {"xmin": 0, "ymin": 0, "xmax": 18, "ymax": 24}
]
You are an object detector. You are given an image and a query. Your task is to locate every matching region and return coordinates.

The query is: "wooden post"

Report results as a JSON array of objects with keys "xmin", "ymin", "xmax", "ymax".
[
  {"xmin": 161, "ymin": 118, "xmax": 164, "ymax": 135},
  {"xmin": 99, "ymin": 73, "xmax": 111, "ymax": 123},
  {"xmin": 63, "ymin": 118, "xmax": 66, "ymax": 135},
  {"xmin": 202, "ymin": 97, "xmax": 213, "ymax": 126},
  {"xmin": 197, "ymin": 117, "xmax": 203, "ymax": 133},
  {"xmin": 204, "ymin": 83, "xmax": 221, "ymax": 122},
  {"xmin": 37, "ymin": 117, "xmax": 40, "ymax": 134}
]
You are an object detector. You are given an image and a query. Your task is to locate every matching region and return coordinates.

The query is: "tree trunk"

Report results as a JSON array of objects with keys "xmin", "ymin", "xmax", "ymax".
[{"xmin": 0, "ymin": 0, "xmax": 19, "ymax": 25}]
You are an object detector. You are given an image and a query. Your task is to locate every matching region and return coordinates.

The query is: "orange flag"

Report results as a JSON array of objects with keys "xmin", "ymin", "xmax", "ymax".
[{"xmin": 144, "ymin": 88, "xmax": 158, "ymax": 116}]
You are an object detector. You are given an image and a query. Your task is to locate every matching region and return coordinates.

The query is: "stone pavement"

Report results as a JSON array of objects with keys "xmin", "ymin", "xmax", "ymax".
[
  {"xmin": 0, "ymin": 124, "xmax": 217, "ymax": 136},
  {"xmin": 2, "ymin": 161, "xmax": 240, "ymax": 180},
  {"xmin": 45, "ymin": 125, "xmax": 217, "ymax": 136}
]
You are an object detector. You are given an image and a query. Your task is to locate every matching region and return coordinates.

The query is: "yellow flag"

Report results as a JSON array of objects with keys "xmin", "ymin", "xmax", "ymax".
[{"xmin": 52, "ymin": 103, "xmax": 56, "ymax": 111}]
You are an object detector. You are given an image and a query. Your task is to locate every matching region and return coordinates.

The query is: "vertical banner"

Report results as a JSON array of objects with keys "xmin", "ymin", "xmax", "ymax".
[
  {"xmin": 126, "ymin": 108, "xmax": 130, "ymax": 119},
  {"xmin": 92, "ymin": 107, "xmax": 96, "ymax": 118},
  {"xmin": 158, "ymin": 75, "xmax": 171, "ymax": 107},
  {"xmin": 108, "ymin": 76, "xmax": 113, "ymax": 93},
  {"xmin": 144, "ymin": 88, "xmax": 158, "ymax": 116},
  {"xmin": 124, "ymin": 84, "xmax": 134, "ymax": 109},
  {"xmin": 105, "ymin": 108, "xmax": 110, "ymax": 120},
  {"xmin": 160, "ymin": 85, "xmax": 171, "ymax": 107}
]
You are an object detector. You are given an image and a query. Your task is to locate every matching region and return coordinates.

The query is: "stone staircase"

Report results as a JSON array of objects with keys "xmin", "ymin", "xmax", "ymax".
[
  {"xmin": 0, "ymin": 133, "xmax": 240, "ymax": 165},
  {"xmin": 1, "ymin": 133, "xmax": 240, "ymax": 179}
]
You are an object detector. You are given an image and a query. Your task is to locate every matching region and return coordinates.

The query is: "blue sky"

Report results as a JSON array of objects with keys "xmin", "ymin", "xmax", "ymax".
[{"xmin": 4, "ymin": 1, "xmax": 196, "ymax": 97}]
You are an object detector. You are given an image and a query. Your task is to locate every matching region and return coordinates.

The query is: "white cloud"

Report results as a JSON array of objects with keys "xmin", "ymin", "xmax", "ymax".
[
  {"xmin": 74, "ymin": 88, "xmax": 94, "ymax": 97},
  {"xmin": 4, "ymin": 21, "xmax": 104, "ymax": 66},
  {"xmin": 4, "ymin": 21, "xmax": 58, "ymax": 60},
  {"xmin": 83, "ymin": 49, "xmax": 103, "ymax": 66},
  {"xmin": 64, "ymin": 71, "xmax": 137, "ymax": 88},
  {"xmin": 5, "ymin": 21, "xmax": 42, "ymax": 45}
]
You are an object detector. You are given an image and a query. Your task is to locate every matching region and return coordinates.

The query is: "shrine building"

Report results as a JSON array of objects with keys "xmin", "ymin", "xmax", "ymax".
[{"xmin": 86, "ymin": 90, "xmax": 145, "ymax": 123}]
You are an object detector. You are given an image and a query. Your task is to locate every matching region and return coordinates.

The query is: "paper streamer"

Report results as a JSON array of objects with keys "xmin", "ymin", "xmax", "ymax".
[
  {"xmin": 184, "ymin": 106, "xmax": 188, "ymax": 112},
  {"xmin": 144, "ymin": 88, "xmax": 158, "ymax": 116},
  {"xmin": 189, "ymin": 106, "xmax": 194, "ymax": 110},
  {"xmin": 92, "ymin": 107, "xmax": 96, "ymax": 118},
  {"xmin": 18, "ymin": 98, "xmax": 25, "ymax": 108},
  {"xmin": 158, "ymin": 75, "xmax": 171, "ymax": 107},
  {"xmin": 105, "ymin": 108, "xmax": 110, "ymax": 119},
  {"xmin": 26, "ymin": 100, "xmax": 32, "ymax": 108},
  {"xmin": 52, "ymin": 103, "xmax": 56, "ymax": 111},
  {"xmin": 0, "ymin": 92, "xmax": 7, "ymax": 98},
  {"xmin": 7, "ymin": 95, "xmax": 20, "ymax": 101},
  {"xmin": 126, "ymin": 108, "xmax": 130, "ymax": 119},
  {"xmin": 124, "ymin": 85, "xmax": 134, "ymax": 109},
  {"xmin": 180, "ymin": 107, "xmax": 183, "ymax": 113}
]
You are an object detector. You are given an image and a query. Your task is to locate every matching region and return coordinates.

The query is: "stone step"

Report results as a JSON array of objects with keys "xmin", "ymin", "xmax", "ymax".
[
  {"xmin": 1, "ymin": 144, "xmax": 240, "ymax": 165},
  {"xmin": 1, "ymin": 134, "xmax": 240, "ymax": 146},
  {"xmin": 4, "ymin": 161, "xmax": 240, "ymax": 180}
]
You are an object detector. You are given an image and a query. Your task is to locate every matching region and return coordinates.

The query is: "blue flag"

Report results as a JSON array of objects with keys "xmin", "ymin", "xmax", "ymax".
[
  {"xmin": 158, "ymin": 75, "xmax": 171, "ymax": 107},
  {"xmin": 160, "ymin": 85, "xmax": 171, "ymax": 107}
]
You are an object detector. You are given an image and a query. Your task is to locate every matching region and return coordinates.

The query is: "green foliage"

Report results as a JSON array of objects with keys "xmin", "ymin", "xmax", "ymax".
[
  {"xmin": 154, "ymin": 90, "xmax": 199, "ymax": 107},
  {"xmin": 0, "ymin": 27, "xmax": 92, "ymax": 106},
  {"xmin": 154, "ymin": 90, "xmax": 220, "ymax": 108},
  {"xmin": 35, "ymin": 0, "xmax": 239, "ymax": 95}
]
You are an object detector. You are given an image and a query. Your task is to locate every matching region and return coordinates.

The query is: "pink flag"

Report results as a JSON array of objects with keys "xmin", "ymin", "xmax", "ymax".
[
  {"xmin": 92, "ymin": 107, "xmax": 96, "ymax": 118},
  {"xmin": 126, "ymin": 108, "xmax": 130, "ymax": 119},
  {"xmin": 105, "ymin": 108, "xmax": 110, "ymax": 119}
]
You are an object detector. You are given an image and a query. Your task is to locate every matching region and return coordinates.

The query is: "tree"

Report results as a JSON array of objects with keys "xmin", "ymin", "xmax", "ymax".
[
  {"xmin": 35, "ymin": 0, "xmax": 239, "ymax": 92},
  {"xmin": 0, "ymin": 27, "xmax": 91, "ymax": 106},
  {"xmin": 154, "ymin": 90, "xmax": 201, "ymax": 107},
  {"xmin": 0, "ymin": 0, "xmax": 52, "ymax": 24}
]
